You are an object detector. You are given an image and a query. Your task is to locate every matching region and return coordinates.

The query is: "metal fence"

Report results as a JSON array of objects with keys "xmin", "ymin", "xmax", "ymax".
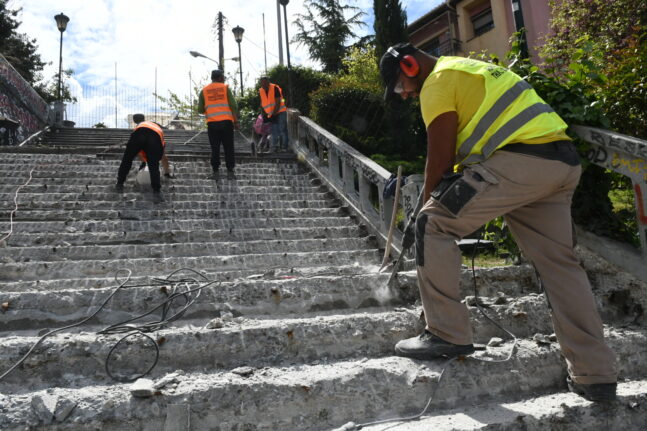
[{"xmin": 65, "ymin": 83, "xmax": 179, "ymax": 128}]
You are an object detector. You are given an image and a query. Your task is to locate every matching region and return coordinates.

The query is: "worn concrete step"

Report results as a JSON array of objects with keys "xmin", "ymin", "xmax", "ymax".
[
  {"xmin": 0, "ymin": 176, "xmax": 317, "ymax": 189},
  {"xmin": 362, "ymin": 379, "xmax": 647, "ymax": 430},
  {"xmin": 0, "ymin": 237, "xmax": 375, "ymax": 263},
  {"xmin": 4, "ymin": 264, "xmax": 630, "ymax": 334},
  {"xmin": 2, "ymin": 225, "xmax": 366, "ymax": 247},
  {"xmin": 0, "ymin": 197, "xmax": 337, "ymax": 212},
  {"xmin": 0, "ymin": 182, "xmax": 326, "ymax": 198},
  {"xmin": 0, "ymin": 332, "xmax": 644, "ymax": 431},
  {"xmin": 0, "ymin": 262, "xmax": 385, "ymax": 293},
  {"xmin": 0, "ymin": 190, "xmax": 331, "ymax": 204},
  {"xmin": 0, "ymin": 162, "xmax": 303, "ymax": 175},
  {"xmin": 0, "ymin": 309, "xmax": 418, "ymax": 390},
  {"xmin": 0, "ymin": 175, "xmax": 317, "ymax": 189},
  {"xmin": 0, "ymin": 206, "xmax": 349, "ymax": 222},
  {"xmin": 0, "ymin": 215, "xmax": 358, "ymax": 234},
  {"xmin": 0, "ymin": 271, "xmax": 403, "ymax": 329},
  {"xmin": 0, "ymin": 248, "xmax": 381, "ymax": 282}
]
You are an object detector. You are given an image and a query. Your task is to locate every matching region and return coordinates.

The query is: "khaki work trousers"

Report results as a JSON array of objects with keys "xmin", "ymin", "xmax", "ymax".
[{"xmin": 416, "ymin": 150, "xmax": 617, "ymax": 384}]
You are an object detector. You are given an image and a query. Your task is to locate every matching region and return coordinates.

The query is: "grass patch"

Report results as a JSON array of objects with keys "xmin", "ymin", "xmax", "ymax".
[{"xmin": 461, "ymin": 253, "xmax": 510, "ymax": 268}]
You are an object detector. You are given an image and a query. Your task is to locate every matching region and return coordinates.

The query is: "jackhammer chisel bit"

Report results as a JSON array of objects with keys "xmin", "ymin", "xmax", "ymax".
[{"xmin": 386, "ymin": 189, "xmax": 424, "ymax": 288}]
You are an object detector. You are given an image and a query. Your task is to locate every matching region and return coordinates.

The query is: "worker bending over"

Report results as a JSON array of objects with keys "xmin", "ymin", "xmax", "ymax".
[
  {"xmin": 115, "ymin": 113, "xmax": 170, "ymax": 201},
  {"xmin": 379, "ymin": 43, "xmax": 617, "ymax": 402}
]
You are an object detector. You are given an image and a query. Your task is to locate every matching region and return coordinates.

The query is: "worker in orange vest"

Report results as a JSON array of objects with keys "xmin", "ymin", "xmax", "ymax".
[
  {"xmin": 115, "ymin": 113, "xmax": 170, "ymax": 201},
  {"xmin": 199, "ymin": 69, "xmax": 239, "ymax": 177},
  {"xmin": 259, "ymin": 76, "xmax": 289, "ymax": 152}
]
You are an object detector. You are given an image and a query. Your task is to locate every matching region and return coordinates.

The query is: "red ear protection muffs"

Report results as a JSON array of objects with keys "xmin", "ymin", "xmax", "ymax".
[
  {"xmin": 387, "ymin": 47, "xmax": 420, "ymax": 78},
  {"xmin": 400, "ymin": 54, "xmax": 420, "ymax": 78}
]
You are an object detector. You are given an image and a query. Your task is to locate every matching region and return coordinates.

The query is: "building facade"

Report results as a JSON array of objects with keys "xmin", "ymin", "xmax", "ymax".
[{"xmin": 407, "ymin": 0, "xmax": 553, "ymax": 64}]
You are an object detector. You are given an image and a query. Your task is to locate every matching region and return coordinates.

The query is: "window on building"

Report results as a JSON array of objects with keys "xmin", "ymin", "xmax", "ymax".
[
  {"xmin": 423, "ymin": 37, "xmax": 441, "ymax": 57},
  {"xmin": 471, "ymin": 7, "xmax": 494, "ymax": 36}
]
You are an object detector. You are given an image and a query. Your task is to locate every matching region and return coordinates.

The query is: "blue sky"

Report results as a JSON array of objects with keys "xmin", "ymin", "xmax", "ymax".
[{"xmin": 13, "ymin": 0, "xmax": 443, "ymax": 127}]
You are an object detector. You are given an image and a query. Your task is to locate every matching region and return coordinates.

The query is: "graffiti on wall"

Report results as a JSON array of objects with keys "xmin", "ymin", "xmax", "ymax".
[
  {"xmin": 0, "ymin": 55, "xmax": 49, "ymax": 144},
  {"xmin": 588, "ymin": 129, "xmax": 647, "ymax": 160}
]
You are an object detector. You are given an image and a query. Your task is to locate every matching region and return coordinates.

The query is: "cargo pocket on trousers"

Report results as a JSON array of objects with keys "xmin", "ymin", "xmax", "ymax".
[{"xmin": 432, "ymin": 164, "xmax": 498, "ymax": 217}]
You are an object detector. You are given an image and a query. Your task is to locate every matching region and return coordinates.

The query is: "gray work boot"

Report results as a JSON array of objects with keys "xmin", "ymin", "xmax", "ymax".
[
  {"xmin": 395, "ymin": 330, "xmax": 475, "ymax": 360},
  {"xmin": 567, "ymin": 376, "xmax": 617, "ymax": 402}
]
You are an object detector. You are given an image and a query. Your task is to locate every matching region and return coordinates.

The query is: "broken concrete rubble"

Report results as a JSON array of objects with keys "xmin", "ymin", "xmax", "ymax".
[{"xmin": 0, "ymin": 141, "xmax": 646, "ymax": 430}]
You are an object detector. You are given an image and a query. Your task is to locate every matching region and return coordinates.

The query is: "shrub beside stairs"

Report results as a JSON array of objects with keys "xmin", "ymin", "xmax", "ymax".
[{"xmin": 0, "ymin": 128, "xmax": 645, "ymax": 430}]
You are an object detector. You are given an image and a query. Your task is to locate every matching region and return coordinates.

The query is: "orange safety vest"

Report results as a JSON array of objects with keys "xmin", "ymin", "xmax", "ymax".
[
  {"xmin": 202, "ymin": 82, "xmax": 235, "ymax": 123},
  {"xmin": 134, "ymin": 121, "xmax": 166, "ymax": 163},
  {"xmin": 259, "ymin": 83, "xmax": 287, "ymax": 117}
]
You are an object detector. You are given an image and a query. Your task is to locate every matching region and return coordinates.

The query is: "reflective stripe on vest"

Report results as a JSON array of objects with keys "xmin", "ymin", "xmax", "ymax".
[
  {"xmin": 203, "ymin": 82, "xmax": 234, "ymax": 123},
  {"xmin": 134, "ymin": 121, "xmax": 166, "ymax": 163},
  {"xmin": 259, "ymin": 83, "xmax": 287, "ymax": 116},
  {"xmin": 428, "ymin": 57, "xmax": 568, "ymax": 167}
]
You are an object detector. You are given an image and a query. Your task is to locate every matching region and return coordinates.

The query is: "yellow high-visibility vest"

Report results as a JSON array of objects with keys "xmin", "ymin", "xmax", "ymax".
[
  {"xmin": 259, "ymin": 83, "xmax": 287, "ymax": 117},
  {"xmin": 134, "ymin": 121, "xmax": 166, "ymax": 162},
  {"xmin": 202, "ymin": 82, "xmax": 234, "ymax": 123},
  {"xmin": 430, "ymin": 56, "xmax": 569, "ymax": 167}
]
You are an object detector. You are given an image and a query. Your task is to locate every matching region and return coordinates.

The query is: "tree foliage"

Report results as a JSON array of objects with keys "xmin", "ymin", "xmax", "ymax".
[
  {"xmin": 0, "ymin": 1, "xmax": 76, "ymax": 104},
  {"xmin": 155, "ymin": 74, "xmax": 209, "ymax": 130},
  {"xmin": 373, "ymin": 0, "xmax": 408, "ymax": 61},
  {"xmin": 542, "ymin": 0, "xmax": 647, "ymax": 138},
  {"xmin": 336, "ymin": 45, "xmax": 381, "ymax": 92},
  {"xmin": 236, "ymin": 64, "xmax": 330, "ymax": 133},
  {"xmin": 0, "ymin": 0, "xmax": 45, "ymax": 85},
  {"xmin": 33, "ymin": 69, "xmax": 78, "ymax": 104},
  {"xmin": 293, "ymin": 0, "xmax": 366, "ymax": 73}
]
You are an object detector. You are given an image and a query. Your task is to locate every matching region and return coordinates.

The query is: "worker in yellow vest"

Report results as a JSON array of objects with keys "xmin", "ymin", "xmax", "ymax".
[
  {"xmin": 115, "ymin": 113, "xmax": 171, "ymax": 201},
  {"xmin": 199, "ymin": 70, "xmax": 239, "ymax": 177},
  {"xmin": 380, "ymin": 43, "xmax": 617, "ymax": 402},
  {"xmin": 259, "ymin": 76, "xmax": 289, "ymax": 152}
]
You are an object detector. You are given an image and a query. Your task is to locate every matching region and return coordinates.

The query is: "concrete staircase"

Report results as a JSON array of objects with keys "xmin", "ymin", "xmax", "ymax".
[{"xmin": 0, "ymin": 132, "xmax": 646, "ymax": 430}]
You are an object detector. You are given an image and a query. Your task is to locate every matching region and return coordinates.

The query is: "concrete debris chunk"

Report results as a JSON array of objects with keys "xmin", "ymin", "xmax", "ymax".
[
  {"xmin": 130, "ymin": 378, "xmax": 156, "ymax": 398},
  {"xmin": 154, "ymin": 372, "xmax": 183, "ymax": 390},
  {"xmin": 31, "ymin": 393, "xmax": 59, "ymax": 424},
  {"xmin": 488, "ymin": 337, "xmax": 504, "ymax": 347},
  {"xmin": 54, "ymin": 399, "xmax": 77, "ymax": 422},
  {"xmin": 549, "ymin": 333, "xmax": 558, "ymax": 342},
  {"xmin": 533, "ymin": 333, "xmax": 552, "ymax": 345},
  {"xmin": 205, "ymin": 318, "xmax": 224, "ymax": 329},
  {"xmin": 220, "ymin": 311, "xmax": 234, "ymax": 321},
  {"xmin": 493, "ymin": 291, "xmax": 508, "ymax": 305},
  {"xmin": 231, "ymin": 366, "xmax": 255, "ymax": 377}
]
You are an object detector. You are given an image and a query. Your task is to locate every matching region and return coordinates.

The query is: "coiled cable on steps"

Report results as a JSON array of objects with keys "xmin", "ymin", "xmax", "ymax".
[{"xmin": 0, "ymin": 268, "xmax": 218, "ymax": 383}]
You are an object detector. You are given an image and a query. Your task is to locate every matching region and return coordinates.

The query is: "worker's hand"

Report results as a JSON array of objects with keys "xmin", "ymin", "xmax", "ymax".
[
  {"xmin": 401, "ymin": 216, "xmax": 416, "ymax": 250},
  {"xmin": 234, "ymin": 121, "xmax": 240, "ymax": 130}
]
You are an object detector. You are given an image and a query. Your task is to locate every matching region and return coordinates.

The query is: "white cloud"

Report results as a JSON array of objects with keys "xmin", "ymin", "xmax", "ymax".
[{"xmin": 13, "ymin": 0, "xmax": 437, "ymax": 126}]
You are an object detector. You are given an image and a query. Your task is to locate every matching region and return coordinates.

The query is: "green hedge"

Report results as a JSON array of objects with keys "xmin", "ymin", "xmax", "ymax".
[{"xmin": 310, "ymin": 82, "xmax": 390, "ymax": 155}]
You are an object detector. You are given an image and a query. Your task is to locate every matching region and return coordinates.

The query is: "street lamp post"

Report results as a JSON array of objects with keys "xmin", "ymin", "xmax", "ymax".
[
  {"xmin": 232, "ymin": 26, "xmax": 245, "ymax": 95},
  {"xmin": 189, "ymin": 50, "xmax": 218, "ymax": 64},
  {"xmin": 54, "ymin": 13, "xmax": 70, "ymax": 101},
  {"xmin": 279, "ymin": 0, "xmax": 292, "ymax": 102}
]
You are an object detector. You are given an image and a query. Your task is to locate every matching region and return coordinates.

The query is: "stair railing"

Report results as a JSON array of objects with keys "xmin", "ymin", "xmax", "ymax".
[
  {"xmin": 571, "ymin": 126, "xmax": 647, "ymax": 279},
  {"xmin": 287, "ymin": 109, "xmax": 423, "ymax": 254}
]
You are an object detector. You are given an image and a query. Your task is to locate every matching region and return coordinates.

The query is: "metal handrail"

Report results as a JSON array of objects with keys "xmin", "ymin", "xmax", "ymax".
[{"xmin": 18, "ymin": 126, "xmax": 50, "ymax": 147}]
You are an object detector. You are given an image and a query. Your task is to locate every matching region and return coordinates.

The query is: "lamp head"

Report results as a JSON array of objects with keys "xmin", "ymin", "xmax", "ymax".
[
  {"xmin": 232, "ymin": 26, "xmax": 245, "ymax": 43},
  {"xmin": 54, "ymin": 13, "xmax": 70, "ymax": 32}
]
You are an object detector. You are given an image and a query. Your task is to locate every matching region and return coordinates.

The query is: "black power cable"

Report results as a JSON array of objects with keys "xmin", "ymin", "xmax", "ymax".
[
  {"xmin": 334, "ymin": 235, "xmax": 519, "ymax": 431},
  {"xmin": 0, "ymin": 268, "xmax": 219, "ymax": 383}
]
